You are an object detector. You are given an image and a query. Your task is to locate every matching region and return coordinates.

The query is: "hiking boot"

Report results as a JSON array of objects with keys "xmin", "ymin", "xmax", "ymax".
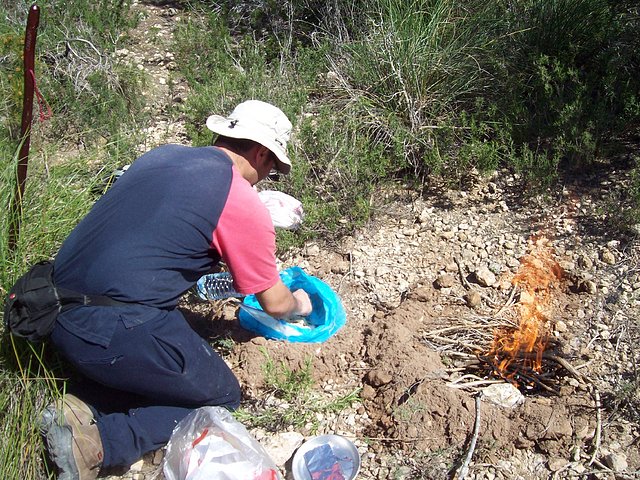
[{"xmin": 41, "ymin": 394, "xmax": 103, "ymax": 480}]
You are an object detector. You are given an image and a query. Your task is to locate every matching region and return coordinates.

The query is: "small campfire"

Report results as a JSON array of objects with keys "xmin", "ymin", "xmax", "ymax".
[
  {"xmin": 423, "ymin": 235, "xmax": 585, "ymax": 395},
  {"xmin": 420, "ymin": 236, "xmax": 605, "ymax": 479},
  {"xmin": 480, "ymin": 236, "xmax": 565, "ymax": 393}
]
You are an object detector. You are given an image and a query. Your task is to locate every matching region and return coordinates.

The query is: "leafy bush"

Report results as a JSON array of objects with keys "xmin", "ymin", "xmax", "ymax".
[
  {"xmin": 0, "ymin": 0, "xmax": 145, "ymax": 148},
  {"xmin": 488, "ymin": 0, "xmax": 640, "ymax": 174}
]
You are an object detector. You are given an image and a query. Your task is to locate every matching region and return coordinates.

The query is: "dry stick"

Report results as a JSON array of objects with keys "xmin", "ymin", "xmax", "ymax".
[
  {"xmin": 422, "ymin": 334, "xmax": 483, "ymax": 352},
  {"xmin": 492, "ymin": 285, "xmax": 518, "ymax": 318},
  {"xmin": 425, "ymin": 324, "xmax": 497, "ymax": 336},
  {"xmin": 9, "ymin": 4, "xmax": 40, "ymax": 252},
  {"xmin": 588, "ymin": 387, "xmax": 602, "ymax": 467},
  {"xmin": 456, "ymin": 394, "xmax": 482, "ymax": 480},
  {"xmin": 542, "ymin": 353, "xmax": 587, "ymax": 384}
]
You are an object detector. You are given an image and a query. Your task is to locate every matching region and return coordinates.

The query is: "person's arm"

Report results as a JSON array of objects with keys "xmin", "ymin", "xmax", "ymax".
[{"xmin": 256, "ymin": 280, "xmax": 312, "ymax": 320}]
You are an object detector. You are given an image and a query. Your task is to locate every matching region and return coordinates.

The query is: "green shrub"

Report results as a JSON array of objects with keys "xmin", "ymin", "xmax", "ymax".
[
  {"xmin": 0, "ymin": 0, "xmax": 145, "ymax": 147},
  {"xmin": 326, "ymin": 0, "xmax": 497, "ymax": 175},
  {"xmin": 489, "ymin": 0, "xmax": 640, "ymax": 175}
]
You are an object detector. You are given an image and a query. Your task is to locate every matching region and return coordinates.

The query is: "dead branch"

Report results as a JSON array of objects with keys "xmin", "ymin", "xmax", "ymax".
[
  {"xmin": 492, "ymin": 285, "xmax": 518, "ymax": 318},
  {"xmin": 421, "ymin": 334, "xmax": 483, "ymax": 352},
  {"xmin": 454, "ymin": 257, "xmax": 474, "ymax": 290},
  {"xmin": 455, "ymin": 394, "xmax": 482, "ymax": 480},
  {"xmin": 542, "ymin": 353, "xmax": 588, "ymax": 385},
  {"xmin": 424, "ymin": 323, "xmax": 498, "ymax": 337},
  {"xmin": 588, "ymin": 386, "xmax": 602, "ymax": 466}
]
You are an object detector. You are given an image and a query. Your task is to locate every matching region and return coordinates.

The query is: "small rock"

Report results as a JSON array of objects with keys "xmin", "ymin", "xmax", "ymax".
[
  {"xmin": 413, "ymin": 286, "xmax": 431, "ymax": 302},
  {"xmin": 376, "ymin": 266, "xmax": 391, "ymax": 277},
  {"xmin": 330, "ymin": 259, "xmax": 350, "ymax": 274},
  {"xmin": 574, "ymin": 425, "xmax": 593, "ymax": 440},
  {"xmin": 306, "ymin": 244, "xmax": 320, "ymax": 256},
  {"xmin": 152, "ymin": 449, "xmax": 164, "ymax": 465},
  {"xmin": 129, "ymin": 459, "xmax": 144, "ymax": 472},
  {"xmin": 507, "ymin": 257, "xmax": 520, "ymax": 268},
  {"xmin": 519, "ymin": 290, "xmax": 535, "ymax": 304},
  {"xmin": 576, "ymin": 254, "xmax": 593, "ymax": 269},
  {"xmin": 600, "ymin": 248, "xmax": 615, "ymax": 265},
  {"xmin": 555, "ymin": 320, "xmax": 568, "ymax": 333},
  {"xmin": 548, "ymin": 457, "xmax": 569, "ymax": 472},
  {"xmin": 575, "ymin": 278, "xmax": 597, "ymax": 294},
  {"xmin": 365, "ymin": 369, "xmax": 393, "ymax": 387},
  {"xmin": 445, "ymin": 262, "xmax": 458, "ymax": 272},
  {"xmin": 543, "ymin": 417, "xmax": 573, "ymax": 439},
  {"xmin": 474, "ymin": 266, "xmax": 497, "ymax": 287},
  {"xmin": 361, "ymin": 384, "xmax": 377, "ymax": 400},
  {"xmin": 603, "ymin": 452, "xmax": 628, "ymax": 472},
  {"xmin": 465, "ymin": 290, "xmax": 482, "ymax": 308},
  {"xmin": 435, "ymin": 274, "xmax": 455, "ymax": 289}
]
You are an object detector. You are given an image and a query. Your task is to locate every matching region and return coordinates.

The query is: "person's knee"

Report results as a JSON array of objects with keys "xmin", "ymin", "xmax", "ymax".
[
  {"xmin": 218, "ymin": 376, "xmax": 241, "ymax": 410},
  {"xmin": 190, "ymin": 369, "xmax": 241, "ymax": 409}
]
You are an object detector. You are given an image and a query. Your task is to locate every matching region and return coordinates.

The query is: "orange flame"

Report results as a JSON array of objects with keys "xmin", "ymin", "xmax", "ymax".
[{"xmin": 487, "ymin": 236, "xmax": 563, "ymax": 382}]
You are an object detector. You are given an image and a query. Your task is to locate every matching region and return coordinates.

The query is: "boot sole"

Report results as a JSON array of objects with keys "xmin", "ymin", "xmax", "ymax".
[{"xmin": 40, "ymin": 406, "xmax": 80, "ymax": 480}]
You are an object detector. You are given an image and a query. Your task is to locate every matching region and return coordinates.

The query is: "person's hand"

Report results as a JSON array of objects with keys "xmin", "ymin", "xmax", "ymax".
[{"xmin": 291, "ymin": 289, "xmax": 312, "ymax": 317}]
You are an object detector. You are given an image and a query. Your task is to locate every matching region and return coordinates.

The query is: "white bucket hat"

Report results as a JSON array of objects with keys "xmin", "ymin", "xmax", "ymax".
[{"xmin": 206, "ymin": 100, "xmax": 293, "ymax": 175}]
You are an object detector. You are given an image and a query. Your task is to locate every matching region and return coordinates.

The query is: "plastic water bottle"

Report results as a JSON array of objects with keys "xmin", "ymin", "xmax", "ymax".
[{"xmin": 196, "ymin": 272, "xmax": 244, "ymax": 301}]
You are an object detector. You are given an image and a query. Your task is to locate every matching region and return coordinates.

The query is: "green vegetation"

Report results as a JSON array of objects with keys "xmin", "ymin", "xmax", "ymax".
[
  {"xmin": 235, "ymin": 350, "xmax": 360, "ymax": 432},
  {"xmin": 1, "ymin": 0, "xmax": 639, "ymax": 477},
  {"xmin": 1, "ymin": 1, "xmax": 144, "ymax": 478},
  {"xmin": 174, "ymin": 0, "xmax": 640, "ymax": 238}
]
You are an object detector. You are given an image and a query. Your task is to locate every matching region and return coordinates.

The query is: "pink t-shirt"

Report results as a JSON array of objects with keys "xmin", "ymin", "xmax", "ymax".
[{"xmin": 211, "ymin": 167, "xmax": 280, "ymax": 295}]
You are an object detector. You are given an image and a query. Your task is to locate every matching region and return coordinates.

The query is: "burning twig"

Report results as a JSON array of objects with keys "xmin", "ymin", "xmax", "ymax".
[
  {"xmin": 518, "ymin": 372, "xmax": 560, "ymax": 395},
  {"xmin": 455, "ymin": 394, "xmax": 482, "ymax": 480}
]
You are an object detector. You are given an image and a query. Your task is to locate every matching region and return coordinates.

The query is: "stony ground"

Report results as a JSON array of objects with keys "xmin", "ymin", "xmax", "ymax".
[{"xmin": 103, "ymin": 2, "xmax": 640, "ymax": 479}]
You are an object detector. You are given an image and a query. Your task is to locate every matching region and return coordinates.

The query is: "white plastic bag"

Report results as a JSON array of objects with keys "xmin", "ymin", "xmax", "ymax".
[
  {"xmin": 258, "ymin": 190, "xmax": 304, "ymax": 230},
  {"xmin": 163, "ymin": 406, "xmax": 282, "ymax": 480}
]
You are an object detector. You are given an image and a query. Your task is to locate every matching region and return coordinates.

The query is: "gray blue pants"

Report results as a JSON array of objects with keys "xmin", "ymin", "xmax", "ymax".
[{"xmin": 50, "ymin": 309, "xmax": 241, "ymax": 468}]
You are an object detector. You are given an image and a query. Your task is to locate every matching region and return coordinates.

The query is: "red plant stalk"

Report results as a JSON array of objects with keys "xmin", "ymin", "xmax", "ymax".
[{"xmin": 9, "ymin": 4, "xmax": 40, "ymax": 252}]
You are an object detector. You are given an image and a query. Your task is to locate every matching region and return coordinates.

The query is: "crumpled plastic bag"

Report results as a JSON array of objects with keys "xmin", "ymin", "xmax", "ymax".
[
  {"xmin": 258, "ymin": 190, "xmax": 304, "ymax": 230},
  {"xmin": 238, "ymin": 267, "xmax": 346, "ymax": 343},
  {"xmin": 163, "ymin": 406, "xmax": 282, "ymax": 480}
]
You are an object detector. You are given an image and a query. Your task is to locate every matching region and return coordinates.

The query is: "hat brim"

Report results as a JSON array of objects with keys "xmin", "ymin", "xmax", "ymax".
[{"xmin": 206, "ymin": 115, "xmax": 292, "ymax": 175}]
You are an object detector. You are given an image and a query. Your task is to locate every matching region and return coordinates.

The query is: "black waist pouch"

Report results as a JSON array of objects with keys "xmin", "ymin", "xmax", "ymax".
[{"xmin": 4, "ymin": 260, "xmax": 127, "ymax": 342}]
